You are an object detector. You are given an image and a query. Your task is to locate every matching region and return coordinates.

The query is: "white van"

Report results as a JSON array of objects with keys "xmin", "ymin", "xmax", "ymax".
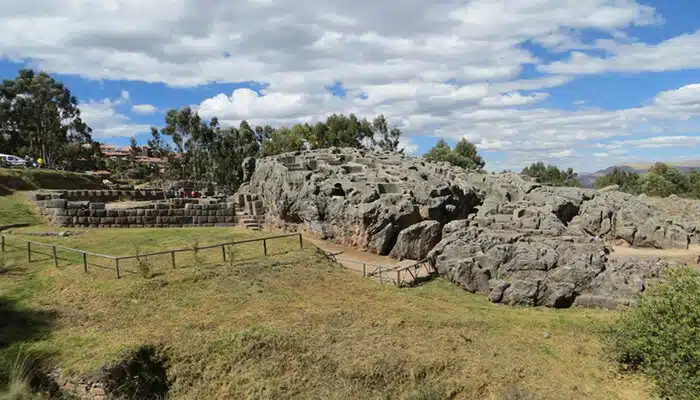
[{"xmin": 0, "ymin": 154, "xmax": 27, "ymax": 167}]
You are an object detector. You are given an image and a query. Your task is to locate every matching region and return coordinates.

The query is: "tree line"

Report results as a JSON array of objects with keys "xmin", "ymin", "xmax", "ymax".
[
  {"xmin": 0, "ymin": 69, "xmax": 98, "ymax": 169},
  {"xmin": 116, "ymin": 107, "xmax": 404, "ymax": 190},
  {"xmin": 594, "ymin": 163, "xmax": 700, "ymax": 198}
]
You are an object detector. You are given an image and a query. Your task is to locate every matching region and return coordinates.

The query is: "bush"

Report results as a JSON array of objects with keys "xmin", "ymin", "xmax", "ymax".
[
  {"xmin": 135, "ymin": 246, "xmax": 153, "ymax": 279},
  {"xmin": 98, "ymin": 344, "xmax": 169, "ymax": 399},
  {"xmin": 605, "ymin": 267, "xmax": 700, "ymax": 399}
]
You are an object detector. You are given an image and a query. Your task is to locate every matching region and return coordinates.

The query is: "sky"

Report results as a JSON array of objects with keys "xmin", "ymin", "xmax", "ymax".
[{"xmin": 0, "ymin": 0, "xmax": 699, "ymax": 173}]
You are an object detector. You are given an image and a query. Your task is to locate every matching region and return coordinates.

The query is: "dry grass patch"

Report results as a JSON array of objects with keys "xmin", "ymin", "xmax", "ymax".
[{"xmin": 0, "ymin": 228, "xmax": 651, "ymax": 399}]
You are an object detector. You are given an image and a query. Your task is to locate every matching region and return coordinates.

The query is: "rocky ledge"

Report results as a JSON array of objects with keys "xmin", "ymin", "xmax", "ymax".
[{"xmin": 237, "ymin": 147, "xmax": 691, "ymax": 308}]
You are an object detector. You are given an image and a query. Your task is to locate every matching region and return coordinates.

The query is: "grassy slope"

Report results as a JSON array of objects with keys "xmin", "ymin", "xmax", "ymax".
[
  {"xmin": 0, "ymin": 193, "xmax": 43, "ymax": 227},
  {"xmin": 0, "ymin": 168, "xmax": 102, "ymax": 192},
  {"xmin": 0, "ymin": 227, "xmax": 650, "ymax": 400}
]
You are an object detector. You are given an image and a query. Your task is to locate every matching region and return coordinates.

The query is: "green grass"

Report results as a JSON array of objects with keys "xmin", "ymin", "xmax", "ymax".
[
  {"xmin": 0, "ymin": 169, "xmax": 101, "ymax": 192},
  {"xmin": 0, "ymin": 227, "xmax": 652, "ymax": 399},
  {"xmin": 0, "ymin": 194, "xmax": 43, "ymax": 227}
]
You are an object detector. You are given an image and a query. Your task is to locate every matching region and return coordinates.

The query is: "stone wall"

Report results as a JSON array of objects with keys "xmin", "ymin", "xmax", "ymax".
[
  {"xmin": 30, "ymin": 190, "xmax": 265, "ymax": 228},
  {"xmin": 30, "ymin": 189, "xmax": 166, "ymax": 203}
]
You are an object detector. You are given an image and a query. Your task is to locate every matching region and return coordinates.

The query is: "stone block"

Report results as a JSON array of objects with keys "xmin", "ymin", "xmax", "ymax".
[
  {"xmin": 89, "ymin": 202, "xmax": 105, "ymax": 210},
  {"xmin": 127, "ymin": 216, "xmax": 137, "ymax": 224},
  {"xmin": 115, "ymin": 217, "xmax": 128, "ymax": 225},
  {"xmin": 102, "ymin": 217, "xmax": 115, "ymax": 225},
  {"xmin": 89, "ymin": 217, "xmax": 101, "ymax": 224},
  {"xmin": 46, "ymin": 199, "xmax": 67, "ymax": 209},
  {"xmin": 136, "ymin": 209, "xmax": 145, "ymax": 217},
  {"xmin": 106, "ymin": 210, "xmax": 118, "ymax": 218},
  {"xmin": 94, "ymin": 210, "xmax": 106, "ymax": 218},
  {"xmin": 52, "ymin": 208, "xmax": 67, "ymax": 216}
]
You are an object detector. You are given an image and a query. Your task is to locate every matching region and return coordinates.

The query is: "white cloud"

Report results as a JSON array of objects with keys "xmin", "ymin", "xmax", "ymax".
[
  {"xmin": 81, "ymin": 95, "xmax": 151, "ymax": 139},
  {"xmin": 540, "ymin": 30, "xmax": 700, "ymax": 75},
  {"xmin": 2, "ymin": 0, "xmax": 699, "ymax": 171},
  {"xmin": 131, "ymin": 104, "xmax": 159, "ymax": 114},
  {"xmin": 398, "ymin": 137, "xmax": 419, "ymax": 155}
]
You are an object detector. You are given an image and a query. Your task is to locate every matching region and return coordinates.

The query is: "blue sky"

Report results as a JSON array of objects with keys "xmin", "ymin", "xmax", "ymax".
[{"xmin": 0, "ymin": 0, "xmax": 699, "ymax": 173}]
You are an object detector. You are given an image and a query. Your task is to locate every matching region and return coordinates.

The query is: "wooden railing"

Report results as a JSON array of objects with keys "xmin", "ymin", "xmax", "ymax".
[
  {"xmin": 326, "ymin": 251, "xmax": 438, "ymax": 287},
  {"xmin": 1, "ymin": 233, "xmax": 303, "ymax": 279}
]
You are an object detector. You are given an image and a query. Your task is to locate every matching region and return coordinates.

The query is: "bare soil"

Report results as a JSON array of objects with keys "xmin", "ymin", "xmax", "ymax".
[{"xmin": 611, "ymin": 244, "xmax": 700, "ymax": 265}]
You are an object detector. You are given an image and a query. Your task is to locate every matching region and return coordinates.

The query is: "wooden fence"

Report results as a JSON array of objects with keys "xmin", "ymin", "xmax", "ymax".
[
  {"xmin": 325, "ymin": 251, "xmax": 437, "ymax": 287},
  {"xmin": 0, "ymin": 233, "xmax": 303, "ymax": 279}
]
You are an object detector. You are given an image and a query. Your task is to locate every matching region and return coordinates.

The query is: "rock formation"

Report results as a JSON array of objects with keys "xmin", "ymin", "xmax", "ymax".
[{"xmin": 238, "ymin": 147, "xmax": 689, "ymax": 308}]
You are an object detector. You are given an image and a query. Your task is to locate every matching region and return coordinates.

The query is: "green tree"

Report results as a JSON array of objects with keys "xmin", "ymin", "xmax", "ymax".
[
  {"xmin": 522, "ymin": 161, "xmax": 582, "ymax": 187},
  {"xmin": 423, "ymin": 138, "xmax": 485, "ymax": 171},
  {"xmin": 261, "ymin": 126, "xmax": 305, "ymax": 156},
  {"xmin": 147, "ymin": 127, "xmax": 172, "ymax": 158},
  {"xmin": 594, "ymin": 168, "xmax": 641, "ymax": 193},
  {"xmin": 373, "ymin": 114, "xmax": 402, "ymax": 152},
  {"xmin": 0, "ymin": 69, "xmax": 93, "ymax": 168}
]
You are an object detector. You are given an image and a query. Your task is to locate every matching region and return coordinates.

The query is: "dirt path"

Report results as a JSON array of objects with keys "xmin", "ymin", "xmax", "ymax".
[{"xmin": 611, "ymin": 244, "xmax": 700, "ymax": 265}]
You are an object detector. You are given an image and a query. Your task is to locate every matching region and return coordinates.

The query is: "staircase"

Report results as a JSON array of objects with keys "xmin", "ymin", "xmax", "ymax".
[
  {"xmin": 240, "ymin": 216, "xmax": 262, "ymax": 231},
  {"xmin": 234, "ymin": 202, "xmax": 263, "ymax": 231}
]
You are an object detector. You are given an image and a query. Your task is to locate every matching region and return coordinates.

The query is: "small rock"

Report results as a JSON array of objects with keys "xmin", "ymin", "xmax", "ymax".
[
  {"xmin": 543, "ymin": 332, "xmax": 552, "ymax": 339},
  {"xmin": 91, "ymin": 387, "xmax": 106, "ymax": 396}
]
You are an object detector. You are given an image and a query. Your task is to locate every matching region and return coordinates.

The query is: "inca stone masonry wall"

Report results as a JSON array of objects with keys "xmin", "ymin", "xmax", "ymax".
[{"xmin": 30, "ymin": 190, "xmax": 264, "ymax": 228}]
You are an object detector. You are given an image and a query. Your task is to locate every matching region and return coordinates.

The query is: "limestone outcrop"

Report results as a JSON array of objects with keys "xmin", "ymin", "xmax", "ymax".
[{"xmin": 236, "ymin": 147, "xmax": 696, "ymax": 308}]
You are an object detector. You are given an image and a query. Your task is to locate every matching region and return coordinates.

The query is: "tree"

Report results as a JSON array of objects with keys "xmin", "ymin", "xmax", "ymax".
[
  {"xmin": 452, "ymin": 139, "xmax": 485, "ymax": 170},
  {"xmin": 373, "ymin": 114, "xmax": 402, "ymax": 152},
  {"xmin": 261, "ymin": 126, "xmax": 305, "ymax": 156},
  {"xmin": 522, "ymin": 161, "xmax": 582, "ymax": 187},
  {"xmin": 423, "ymin": 138, "xmax": 485, "ymax": 171},
  {"xmin": 147, "ymin": 127, "xmax": 172, "ymax": 158},
  {"xmin": 0, "ymin": 69, "xmax": 93, "ymax": 168},
  {"xmin": 594, "ymin": 168, "xmax": 641, "ymax": 193}
]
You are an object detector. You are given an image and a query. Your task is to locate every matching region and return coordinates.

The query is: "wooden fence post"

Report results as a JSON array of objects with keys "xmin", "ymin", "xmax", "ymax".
[
  {"xmin": 362, "ymin": 263, "xmax": 366, "ymax": 277},
  {"xmin": 170, "ymin": 251, "xmax": 176, "ymax": 269},
  {"xmin": 263, "ymin": 239, "xmax": 267, "ymax": 256},
  {"xmin": 52, "ymin": 246, "xmax": 58, "ymax": 268},
  {"xmin": 1, "ymin": 235, "xmax": 4, "ymax": 253},
  {"xmin": 221, "ymin": 245, "xmax": 226, "ymax": 261},
  {"xmin": 298, "ymin": 233, "xmax": 303, "ymax": 249},
  {"xmin": 27, "ymin": 242, "xmax": 31, "ymax": 262},
  {"xmin": 82, "ymin": 252, "xmax": 88, "ymax": 273},
  {"xmin": 396, "ymin": 270, "xmax": 401, "ymax": 286},
  {"xmin": 115, "ymin": 258, "xmax": 121, "ymax": 279}
]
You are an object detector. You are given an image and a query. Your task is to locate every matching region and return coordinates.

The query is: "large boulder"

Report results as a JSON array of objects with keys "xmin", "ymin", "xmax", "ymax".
[
  {"xmin": 574, "ymin": 191, "xmax": 690, "ymax": 249},
  {"xmin": 390, "ymin": 220, "xmax": 441, "ymax": 260},
  {"xmin": 239, "ymin": 148, "xmax": 481, "ymax": 255},
  {"xmin": 428, "ymin": 226, "xmax": 671, "ymax": 308}
]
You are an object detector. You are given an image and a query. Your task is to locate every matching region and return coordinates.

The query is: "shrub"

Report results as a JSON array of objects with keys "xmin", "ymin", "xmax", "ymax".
[
  {"xmin": 135, "ymin": 246, "xmax": 153, "ymax": 279},
  {"xmin": 192, "ymin": 239, "xmax": 204, "ymax": 267},
  {"xmin": 605, "ymin": 267, "xmax": 700, "ymax": 399},
  {"xmin": 98, "ymin": 344, "xmax": 169, "ymax": 399},
  {"xmin": 226, "ymin": 245, "xmax": 236, "ymax": 269}
]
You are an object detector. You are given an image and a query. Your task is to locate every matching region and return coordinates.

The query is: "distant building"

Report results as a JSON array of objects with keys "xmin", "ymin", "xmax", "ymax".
[{"xmin": 100, "ymin": 144, "xmax": 165, "ymax": 165}]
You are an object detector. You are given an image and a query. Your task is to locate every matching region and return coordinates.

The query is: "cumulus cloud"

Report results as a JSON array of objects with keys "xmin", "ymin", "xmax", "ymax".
[
  {"xmin": 131, "ymin": 104, "xmax": 159, "ymax": 114},
  {"xmin": 2, "ymin": 0, "xmax": 699, "ymax": 171},
  {"xmin": 81, "ymin": 94, "xmax": 151, "ymax": 139}
]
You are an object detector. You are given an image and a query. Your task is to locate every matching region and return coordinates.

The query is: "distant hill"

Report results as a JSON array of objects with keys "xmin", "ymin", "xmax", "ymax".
[{"xmin": 579, "ymin": 161, "xmax": 700, "ymax": 188}]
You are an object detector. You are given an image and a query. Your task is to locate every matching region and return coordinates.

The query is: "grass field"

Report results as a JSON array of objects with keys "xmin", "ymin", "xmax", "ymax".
[
  {"xmin": 0, "ymin": 168, "xmax": 102, "ymax": 192},
  {"xmin": 0, "ymin": 193, "xmax": 43, "ymax": 227},
  {"xmin": 0, "ymin": 222, "xmax": 652, "ymax": 399}
]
